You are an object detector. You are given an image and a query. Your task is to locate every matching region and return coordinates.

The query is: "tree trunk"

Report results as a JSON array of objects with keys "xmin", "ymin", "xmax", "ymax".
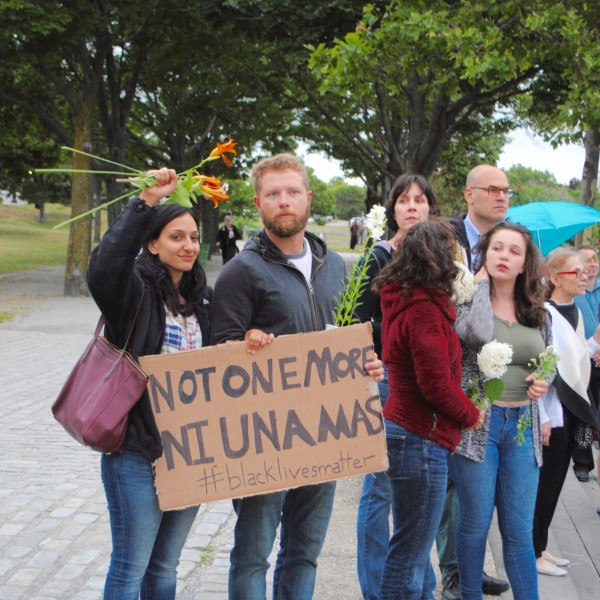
[
  {"xmin": 91, "ymin": 173, "xmax": 101, "ymax": 244},
  {"xmin": 64, "ymin": 98, "xmax": 94, "ymax": 297},
  {"xmin": 575, "ymin": 127, "xmax": 600, "ymax": 246}
]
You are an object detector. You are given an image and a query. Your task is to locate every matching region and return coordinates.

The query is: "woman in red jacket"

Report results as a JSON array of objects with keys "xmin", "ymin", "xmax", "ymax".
[{"xmin": 372, "ymin": 220, "xmax": 483, "ymax": 599}]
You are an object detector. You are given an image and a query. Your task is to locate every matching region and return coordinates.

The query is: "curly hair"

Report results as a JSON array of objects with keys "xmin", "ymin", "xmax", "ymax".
[
  {"xmin": 384, "ymin": 174, "xmax": 440, "ymax": 234},
  {"xmin": 140, "ymin": 204, "xmax": 207, "ymax": 317},
  {"xmin": 475, "ymin": 221, "xmax": 547, "ymax": 328},
  {"xmin": 372, "ymin": 220, "xmax": 458, "ymax": 297},
  {"xmin": 251, "ymin": 153, "xmax": 309, "ymax": 195}
]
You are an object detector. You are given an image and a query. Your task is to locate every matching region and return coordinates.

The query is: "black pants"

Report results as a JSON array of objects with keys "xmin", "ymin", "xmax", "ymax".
[
  {"xmin": 571, "ymin": 363, "xmax": 600, "ymax": 472},
  {"xmin": 533, "ymin": 408, "xmax": 577, "ymax": 557}
]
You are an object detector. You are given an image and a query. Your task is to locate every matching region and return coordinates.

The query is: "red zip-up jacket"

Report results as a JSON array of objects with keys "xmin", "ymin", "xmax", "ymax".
[{"xmin": 381, "ymin": 284, "xmax": 479, "ymax": 451}]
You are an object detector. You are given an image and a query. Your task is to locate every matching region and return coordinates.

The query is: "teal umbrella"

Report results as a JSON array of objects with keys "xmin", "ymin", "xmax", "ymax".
[{"xmin": 506, "ymin": 201, "xmax": 600, "ymax": 256}]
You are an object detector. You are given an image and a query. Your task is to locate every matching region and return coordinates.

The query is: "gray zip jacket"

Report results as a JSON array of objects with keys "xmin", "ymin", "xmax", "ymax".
[{"xmin": 209, "ymin": 229, "xmax": 346, "ymax": 344}]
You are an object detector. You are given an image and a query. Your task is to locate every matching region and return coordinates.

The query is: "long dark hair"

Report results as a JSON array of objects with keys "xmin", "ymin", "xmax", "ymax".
[
  {"xmin": 384, "ymin": 174, "xmax": 440, "ymax": 235},
  {"xmin": 475, "ymin": 221, "xmax": 546, "ymax": 327},
  {"xmin": 373, "ymin": 220, "xmax": 458, "ymax": 297},
  {"xmin": 141, "ymin": 204, "xmax": 207, "ymax": 317}
]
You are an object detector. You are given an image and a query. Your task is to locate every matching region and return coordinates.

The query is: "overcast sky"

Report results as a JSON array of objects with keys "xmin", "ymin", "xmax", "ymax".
[{"xmin": 303, "ymin": 128, "xmax": 586, "ymax": 186}]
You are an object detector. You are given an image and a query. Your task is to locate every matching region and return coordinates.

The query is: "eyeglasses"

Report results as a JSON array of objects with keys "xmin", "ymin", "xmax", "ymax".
[
  {"xmin": 556, "ymin": 269, "xmax": 590, "ymax": 279},
  {"xmin": 471, "ymin": 186, "xmax": 515, "ymax": 199}
]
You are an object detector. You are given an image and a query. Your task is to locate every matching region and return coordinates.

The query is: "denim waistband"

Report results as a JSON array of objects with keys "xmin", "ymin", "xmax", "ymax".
[{"xmin": 490, "ymin": 403, "xmax": 531, "ymax": 416}]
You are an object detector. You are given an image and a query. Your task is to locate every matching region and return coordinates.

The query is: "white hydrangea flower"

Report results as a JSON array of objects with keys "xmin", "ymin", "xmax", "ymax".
[
  {"xmin": 477, "ymin": 340, "xmax": 513, "ymax": 380},
  {"xmin": 452, "ymin": 261, "xmax": 476, "ymax": 305},
  {"xmin": 364, "ymin": 204, "xmax": 387, "ymax": 241}
]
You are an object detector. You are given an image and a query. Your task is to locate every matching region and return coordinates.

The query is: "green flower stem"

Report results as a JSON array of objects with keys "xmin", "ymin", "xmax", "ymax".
[
  {"xmin": 42, "ymin": 147, "xmax": 225, "ymax": 230},
  {"xmin": 52, "ymin": 188, "xmax": 138, "ymax": 230},
  {"xmin": 34, "ymin": 168, "xmax": 138, "ymax": 176},
  {"xmin": 334, "ymin": 248, "xmax": 373, "ymax": 327},
  {"xmin": 514, "ymin": 409, "xmax": 532, "ymax": 446},
  {"xmin": 60, "ymin": 146, "xmax": 140, "ymax": 172}
]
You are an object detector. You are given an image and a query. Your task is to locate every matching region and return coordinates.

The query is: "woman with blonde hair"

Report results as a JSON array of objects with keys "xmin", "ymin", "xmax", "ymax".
[{"xmin": 533, "ymin": 248, "xmax": 600, "ymax": 577}]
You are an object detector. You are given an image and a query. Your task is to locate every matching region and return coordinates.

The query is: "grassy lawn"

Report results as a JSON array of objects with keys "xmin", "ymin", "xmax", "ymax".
[
  {"xmin": 307, "ymin": 222, "xmax": 366, "ymax": 255},
  {"xmin": 0, "ymin": 203, "xmax": 71, "ymax": 274},
  {"xmin": 0, "ymin": 203, "xmax": 363, "ymax": 276}
]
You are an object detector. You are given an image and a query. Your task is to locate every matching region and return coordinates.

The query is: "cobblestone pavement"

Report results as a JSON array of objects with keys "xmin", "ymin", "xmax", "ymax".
[
  {"xmin": 3, "ymin": 263, "xmax": 600, "ymax": 599},
  {"xmin": 0, "ymin": 265, "xmax": 234, "ymax": 599}
]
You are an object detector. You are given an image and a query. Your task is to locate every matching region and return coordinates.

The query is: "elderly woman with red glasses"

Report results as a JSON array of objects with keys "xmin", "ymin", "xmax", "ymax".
[{"xmin": 533, "ymin": 248, "xmax": 600, "ymax": 577}]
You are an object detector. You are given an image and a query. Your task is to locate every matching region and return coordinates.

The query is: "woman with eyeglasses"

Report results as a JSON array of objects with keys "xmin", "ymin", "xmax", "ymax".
[{"xmin": 533, "ymin": 249, "xmax": 600, "ymax": 577}]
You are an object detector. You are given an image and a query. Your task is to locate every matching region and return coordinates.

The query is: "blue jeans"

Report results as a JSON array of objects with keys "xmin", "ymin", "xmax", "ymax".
[
  {"xmin": 101, "ymin": 445, "xmax": 199, "ymax": 599},
  {"xmin": 379, "ymin": 421, "xmax": 448, "ymax": 600},
  {"xmin": 451, "ymin": 404, "xmax": 539, "ymax": 600},
  {"xmin": 356, "ymin": 372, "xmax": 391, "ymax": 599},
  {"xmin": 229, "ymin": 482, "xmax": 336, "ymax": 600},
  {"xmin": 435, "ymin": 470, "xmax": 459, "ymax": 579}
]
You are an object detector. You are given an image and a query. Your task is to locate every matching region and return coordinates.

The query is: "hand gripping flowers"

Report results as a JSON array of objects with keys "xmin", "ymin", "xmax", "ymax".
[
  {"xmin": 334, "ymin": 205, "xmax": 387, "ymax": 327},
  {"xmin": 35, "ymin": 138, "xmax": 237, "ymax": 229},
  {"xmin": 467, "ymin": 340, "xmax": 513, "ymax": 410},
  {"xmin": 467, "ymin": 341, "xmax": 559, "ymax": 445}
]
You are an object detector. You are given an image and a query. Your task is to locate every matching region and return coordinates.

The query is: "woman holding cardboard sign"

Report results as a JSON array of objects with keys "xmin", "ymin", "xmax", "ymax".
[
  {"xmin": 87, "ymin": 168, "xmax": 212, "ymax": 599},
  {"xmin": 372, "ymin": 220, "xmax": 483, "ymax": 599}
]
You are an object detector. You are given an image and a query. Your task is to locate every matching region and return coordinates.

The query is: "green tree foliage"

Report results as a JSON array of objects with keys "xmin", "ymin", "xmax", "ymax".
[
  {"xmin": 307, "ymin": 168, "xmax": 335, "ymax": 218},
  {"xmin": 506, "ymin": 164, "xmax": 578, "ymax": 206},
  {"xmin": 330, "ymin": 179, "xmax": 367, "ymax": 220},
  {"xmin": 306, "ymin": 0, "xmax": 580, "ymax": 206}
]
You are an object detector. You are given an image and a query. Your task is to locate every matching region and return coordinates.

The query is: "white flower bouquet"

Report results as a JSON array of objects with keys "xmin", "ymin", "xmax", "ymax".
[
  {"xmin": 467, "ymin": 340, "xmax": 513, "ymax": 410},
  {"xmin": 452, "ymin": 261, "xmax": 476, "ymax": 305}
]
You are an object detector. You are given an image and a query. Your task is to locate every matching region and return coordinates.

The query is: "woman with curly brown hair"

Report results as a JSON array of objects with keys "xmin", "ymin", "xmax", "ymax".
[
  {"xmin": 355, "ymin": 174, "xmax": 440, "ymax": 600},
  {"xmin": 372, "ymin": 219, "xmax": 483, "ymax": 599}
]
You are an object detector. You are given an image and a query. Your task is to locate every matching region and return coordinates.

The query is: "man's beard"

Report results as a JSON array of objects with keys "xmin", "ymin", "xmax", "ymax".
[{"xmin": 261, "ymin": 208, "xmax": 310, "ymax": 238}]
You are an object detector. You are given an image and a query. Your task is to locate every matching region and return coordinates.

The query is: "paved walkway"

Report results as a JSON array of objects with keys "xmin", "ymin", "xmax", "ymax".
[{"xmin": 1, "ymin": 262, "xmax": 600, "ymax": 599}]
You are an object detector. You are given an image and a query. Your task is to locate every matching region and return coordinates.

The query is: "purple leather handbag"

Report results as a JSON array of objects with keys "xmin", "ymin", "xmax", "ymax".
[{"xmin": 52, "ymin": 302, "xmax": 148, "ymax": 453}]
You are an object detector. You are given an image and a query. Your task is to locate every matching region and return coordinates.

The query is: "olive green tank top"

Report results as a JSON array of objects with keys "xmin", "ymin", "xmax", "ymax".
[{"xmin": 493, "ymin": 316, "xmax": 546, "ymax": 402}]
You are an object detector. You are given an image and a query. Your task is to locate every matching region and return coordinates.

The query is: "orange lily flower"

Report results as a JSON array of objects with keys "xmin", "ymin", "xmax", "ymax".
[
  {"xmin": 194, "ymin": 174, "xmax": 230, "ymax": 208},
  {"xmin": 208, "ymin": 138, "xmax": 237, "ymax": 167}
]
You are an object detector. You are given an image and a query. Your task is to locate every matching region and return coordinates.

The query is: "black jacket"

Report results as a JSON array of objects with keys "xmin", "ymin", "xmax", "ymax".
[
  {"xmin": 87, "ymin": 197, "xmax": 211, "ymax": 461},
  {"xmin": 210, "ymin": 229, "xmax": 345, "ymax": 344},
  {"xmin": 449, "ymin": 213, "xmax": 472, "ymax": 271},
  {"xmin": 354, "ymin": 242, "xmax": 393, "ymax": 358}
]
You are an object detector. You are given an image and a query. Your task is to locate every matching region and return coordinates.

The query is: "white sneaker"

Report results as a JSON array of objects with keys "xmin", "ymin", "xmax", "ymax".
[
  {"xmin": 536, "ymin": 557, "xmax": 567, "ymax": 577},
  {"xmin": 542, "ymin": 551, "xmax": 570, "ymax": 567}
]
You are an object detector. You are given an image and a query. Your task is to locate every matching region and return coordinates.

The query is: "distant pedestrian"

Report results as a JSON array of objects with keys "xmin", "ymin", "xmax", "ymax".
[
  {"xmin": 350, "ymin": 218, "xmax": 360, "ymax": 249},
  {"xmin": 215, "ymin": 213, "xmax": 241, "ymax": 264}
]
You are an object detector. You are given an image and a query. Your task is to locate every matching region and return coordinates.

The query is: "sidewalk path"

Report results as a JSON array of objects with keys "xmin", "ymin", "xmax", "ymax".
[
  {"xmin": 0, "ymin": 262, "xmax": 230, "ymax": 600},
  {"xmin": 2, "ymin": 262, "xmax": 600, "ymax": 599}
]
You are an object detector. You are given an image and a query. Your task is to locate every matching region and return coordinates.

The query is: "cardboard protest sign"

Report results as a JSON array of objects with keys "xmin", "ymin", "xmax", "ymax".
[{"xmin": 139, "ymin": 322, "xmax": 388, "ymax": 510}]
